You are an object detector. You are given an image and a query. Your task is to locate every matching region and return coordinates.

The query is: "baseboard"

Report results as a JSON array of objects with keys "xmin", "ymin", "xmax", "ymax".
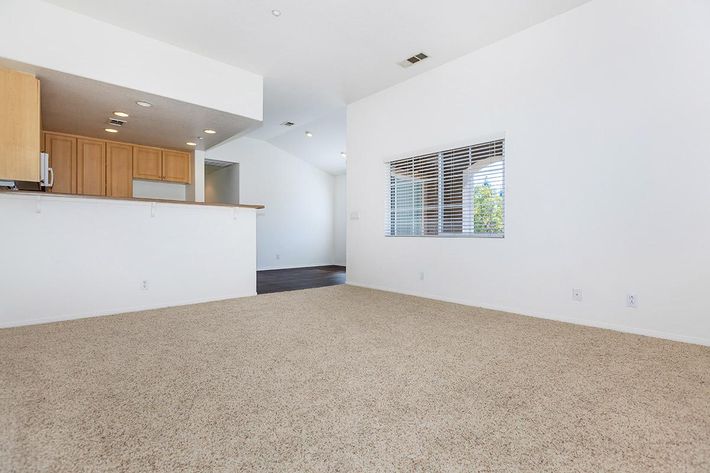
[
  {"xmin": 258, "ymin": 263, "xmax": 345, "ymax": 271},
  {"xmin": 0, "ymin": 292, "xmax": 257, "ymax": 329},
  {"xmin": 346, "ymin": 281, "xmax": 710, "ymax": 347}
]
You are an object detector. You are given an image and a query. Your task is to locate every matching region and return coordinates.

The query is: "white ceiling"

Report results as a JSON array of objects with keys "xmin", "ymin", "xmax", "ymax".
[
  {"xmin": 269, "ymin": 109, "xmax": 346, "ymax": 176},
  {"xmin": 43, "ymin": 0, "xmax": 591, "ymax": 174}
]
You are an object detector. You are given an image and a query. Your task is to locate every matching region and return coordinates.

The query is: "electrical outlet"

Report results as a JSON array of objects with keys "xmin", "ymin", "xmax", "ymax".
[
  {"xmin": 141, "ymin": 280, "xmax": 149, "ymax": 291},
  {"xmin": 572, "ymin": 288, "xmax": 583, "ymax": 302},
  {"xmin": 626, "ymin": 294, "xmax": 638, "ymax": 308}
]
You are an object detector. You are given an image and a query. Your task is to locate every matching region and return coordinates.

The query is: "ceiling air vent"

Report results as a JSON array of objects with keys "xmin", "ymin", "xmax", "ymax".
[
  {"xmin": 399, "ymin": 52, "xmax": 429, "ymax": 68},
  {"xmin": 280, "ymin": 121, "xmax": 296, "ymax": 127},
  {"xmin": 108, "ymin": 118, "xmax": 126, "ymax": 127}
]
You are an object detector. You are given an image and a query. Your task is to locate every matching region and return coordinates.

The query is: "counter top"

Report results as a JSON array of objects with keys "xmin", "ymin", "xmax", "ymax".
[{"xmin": 0, "ymin": 190, "xmax": 265, "ymax": 209}]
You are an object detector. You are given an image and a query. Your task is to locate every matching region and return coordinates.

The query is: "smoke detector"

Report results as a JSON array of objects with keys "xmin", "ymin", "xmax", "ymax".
[{"xmin": 399, "ymin": 52, "xmax": 429, "ymax": 68}]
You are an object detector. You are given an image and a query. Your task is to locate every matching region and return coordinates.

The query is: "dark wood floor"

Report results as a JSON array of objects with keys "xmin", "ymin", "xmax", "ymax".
[{"xmin": 257, "ymin": 265, "xmax": 346, "ymax": 294}]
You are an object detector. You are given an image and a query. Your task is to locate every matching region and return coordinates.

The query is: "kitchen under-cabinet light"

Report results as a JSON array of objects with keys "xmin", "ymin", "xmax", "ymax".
[
  {"xmin": 113, "ymin": 111, "xmax": 129, "ymax": 117},
  {"xmin": 104, "ymin": 128, "xmax": 118, "ymax": 133},
  {"xmin": 203, "ymin": 129, "xmax": 216, "ymax": 134},
  {"xmin": 136, "ymin": 101, "xmax": 152, "ymax": 108},
  {"xmin": 186, "ymin": 142, "xmax": 197, "ymax": 146}
]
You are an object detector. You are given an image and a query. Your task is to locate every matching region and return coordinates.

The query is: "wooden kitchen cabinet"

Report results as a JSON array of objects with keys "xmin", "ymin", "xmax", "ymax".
[
  {"xmin": 134, "ymin": 146, "xmax": 191, "ymax": 184},
  {"xmin": 106, "ymin": 143, "xmax": 133, "ymax": 198},
  {"xmin": 77, "ymin": 138, "xmax": 106, "ymax": 196},
  {"xmin": 162, "ymin": 150, "xmax": 191, "ymax": 184},
  {"xmin": 43, "ymin": 131, "xmax": 192, "ymax": 195},
  {"xmin": 44, "ymin": 132, "xmax": 76, "ymax": 194},
  {"xmin": 0, "ymin": 69, "xmax": 41, "ymax": 182},
  {"xmin": 133, "ymin": 146, "xmax": 163, "ymax": 180}
]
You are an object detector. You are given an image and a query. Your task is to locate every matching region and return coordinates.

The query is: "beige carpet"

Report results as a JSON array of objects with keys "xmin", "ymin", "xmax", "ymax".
[{"xmin": 1, "ymin": 285, "xmax": 708, "ymax": 472}]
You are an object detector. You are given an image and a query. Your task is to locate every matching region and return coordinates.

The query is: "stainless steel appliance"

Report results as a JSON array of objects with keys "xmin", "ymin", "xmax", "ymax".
[{"xmin": 39, "ymin": 152, "xmax": 53, "ymax": 188}]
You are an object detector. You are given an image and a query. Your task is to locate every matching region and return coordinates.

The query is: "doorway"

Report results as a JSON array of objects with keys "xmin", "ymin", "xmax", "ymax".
[{"xmin": 204, "ymin": 160, "xmax": 239, "ymax": 205}]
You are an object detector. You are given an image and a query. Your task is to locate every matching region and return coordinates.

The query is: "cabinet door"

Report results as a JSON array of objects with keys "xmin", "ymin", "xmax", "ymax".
[
  {"xmin": 0, "ymin": 69, "xmax": 40, "ymax": 182},
  {"xmin": 77, "ymin": 138, "xmax": 106, "ymax": 196},
  {"xmin": 106, "ymin": 142, "xmax": 133, "ymax": 198},
  {"xmin": 44, "ymin": 132, "xmax": 76, "ymax": 194},
  {"xmin": 162, "ymin": 150, "xmax": 191, "ymax": 184},
  {"xmin": 132, "ymin": 146, "xmax": 162, "ymax": 180}
]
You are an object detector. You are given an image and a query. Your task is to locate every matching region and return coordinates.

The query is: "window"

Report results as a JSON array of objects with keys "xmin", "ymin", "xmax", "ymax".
[{"xmin": 386, "ymin": 139, "xmax": 504, "ymax": 237}]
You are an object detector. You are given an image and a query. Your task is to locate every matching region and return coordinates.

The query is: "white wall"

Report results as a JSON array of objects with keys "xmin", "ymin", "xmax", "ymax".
[
  {"xmin": 133, "ymin": 180, "xmax": 187, "ymax": 201},
  {"xmin": 0, "ymin": 0, "xmax": 262, "ymax": 120},
  {"xmin": 0, "ymin": 193, "xmax": 257, "ymax": 327},
  {"xmin": 333, "ymin": 174, "xmax": 347, "ymax": 266},
  {"xmin": 207, "ymin": 137, "xmax": 335, "ymax": 270},
  {"xmin": 347, "ymin": 0, "xmax": 710, "ymax": 346},
  {"xmin": 186, "ymin": 150, "xmax": 206, "ymax": 203}
]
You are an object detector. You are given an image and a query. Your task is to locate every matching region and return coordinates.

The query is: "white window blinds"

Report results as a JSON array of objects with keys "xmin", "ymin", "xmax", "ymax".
[{"xmin": 386, "ymin": 139, "xmax": 504, "ymax": 237}]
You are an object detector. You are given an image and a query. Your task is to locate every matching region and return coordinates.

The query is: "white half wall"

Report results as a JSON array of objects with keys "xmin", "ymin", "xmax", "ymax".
[
  {"xmin": 207, "ymin": 138, "xmax": 335, "ymax": 270},
  {"xmin": 0, "ymin": 0, "xmax": 262, "ymax": 120},
  {"xmin": 333, "ymin": 174, "xmax": 347, "ymax": 266},
  {"xmin": 0, "ymin": 193, "xmax": 257, "ymax": 327},
  {"xmin": 346, "ymin": 0, "xmax": 710, "ymax": 346}
]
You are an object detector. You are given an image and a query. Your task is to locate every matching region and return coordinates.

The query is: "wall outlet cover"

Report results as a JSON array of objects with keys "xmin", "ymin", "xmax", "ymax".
[{"xmin": 627, "ymin": 294, "xmax": 638, "ymax": 308}]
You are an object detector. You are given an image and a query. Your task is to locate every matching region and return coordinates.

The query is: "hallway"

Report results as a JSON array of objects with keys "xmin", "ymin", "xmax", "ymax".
[{"xmin": 257, "ymin": 265, "xmax": 346, "ymax": 294}]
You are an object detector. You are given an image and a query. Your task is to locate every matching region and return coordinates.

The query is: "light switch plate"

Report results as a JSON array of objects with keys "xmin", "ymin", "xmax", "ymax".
[{"xmin": 572, "ymin": 288, "xmax": 583, "ymax": 302}]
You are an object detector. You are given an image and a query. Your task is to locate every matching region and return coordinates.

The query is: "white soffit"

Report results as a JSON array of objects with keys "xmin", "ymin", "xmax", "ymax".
[{"xmin": 1, "ymin": 59, "xmax": 258, "ymax": 152}]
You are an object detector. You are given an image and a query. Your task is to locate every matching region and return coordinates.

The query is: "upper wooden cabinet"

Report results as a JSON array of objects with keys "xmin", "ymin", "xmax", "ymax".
[
  {"xmin": 133, "ymin": 146, "xmax": 191, "ymax": 184},
  {"xmin": 162, "ymin": 150, "xmax": 191, "ymax": 184},
  {"xmin": 43, "ymin": 131, "xmax": 192, "ymax": 196},
  {"xmin": 44, "ymin": 132, "xmax": 76, "ymax": 194},
  {"xmin": 106, "ymin": 143, "xmax": 133, "ymax": 198},
  {"xmin": 0, "ymin": 69, "xmax": 41, "ymax": 182},
  {"xmin": 77, "ymin": 138, "xmax": 106, "ymax": 196},
  {"xmin": 133, "ymin": 146, "xmax": 162, "ymax": 181}
]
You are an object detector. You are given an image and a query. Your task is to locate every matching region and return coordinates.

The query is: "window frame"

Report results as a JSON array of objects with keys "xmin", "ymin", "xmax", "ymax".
[{"xmin": 384, "ymin": 137, "xmax": 506, "ymax": 239}]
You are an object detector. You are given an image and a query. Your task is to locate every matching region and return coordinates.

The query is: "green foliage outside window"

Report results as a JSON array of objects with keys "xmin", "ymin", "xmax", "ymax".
[{"xmin": 472, "ymin": 182, "xmax": 504, "ymax": 234}]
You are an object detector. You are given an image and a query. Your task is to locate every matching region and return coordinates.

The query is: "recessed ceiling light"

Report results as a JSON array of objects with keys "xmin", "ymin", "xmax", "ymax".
[
  {"xmin": 203, "ymin": 129, "xmax": 216, "ymax": 134},
  {"xmin": 186, "ymin": 142, "xmax": 197, "ymax": 146},
  {"xmin": 271, "ymin": 9, "xmax": 281, "ymax": 17},
  {"xmin": 113, "ymin": 111, "xmax": 129, "ymax": 117},
  {"xmin": 341, "ymin": 152, "xmax": 347, "ymax": 158},
  {"xmin": 136, "ymin": 100, "xmax": 152, "ymax": 107},
  {"xmin": 104, "ymin": 128, "xmax": 118, "ymax": 133},
  {"xmin": 305, "ymin": 131, "xmax": 313, "ymax": 138}
]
